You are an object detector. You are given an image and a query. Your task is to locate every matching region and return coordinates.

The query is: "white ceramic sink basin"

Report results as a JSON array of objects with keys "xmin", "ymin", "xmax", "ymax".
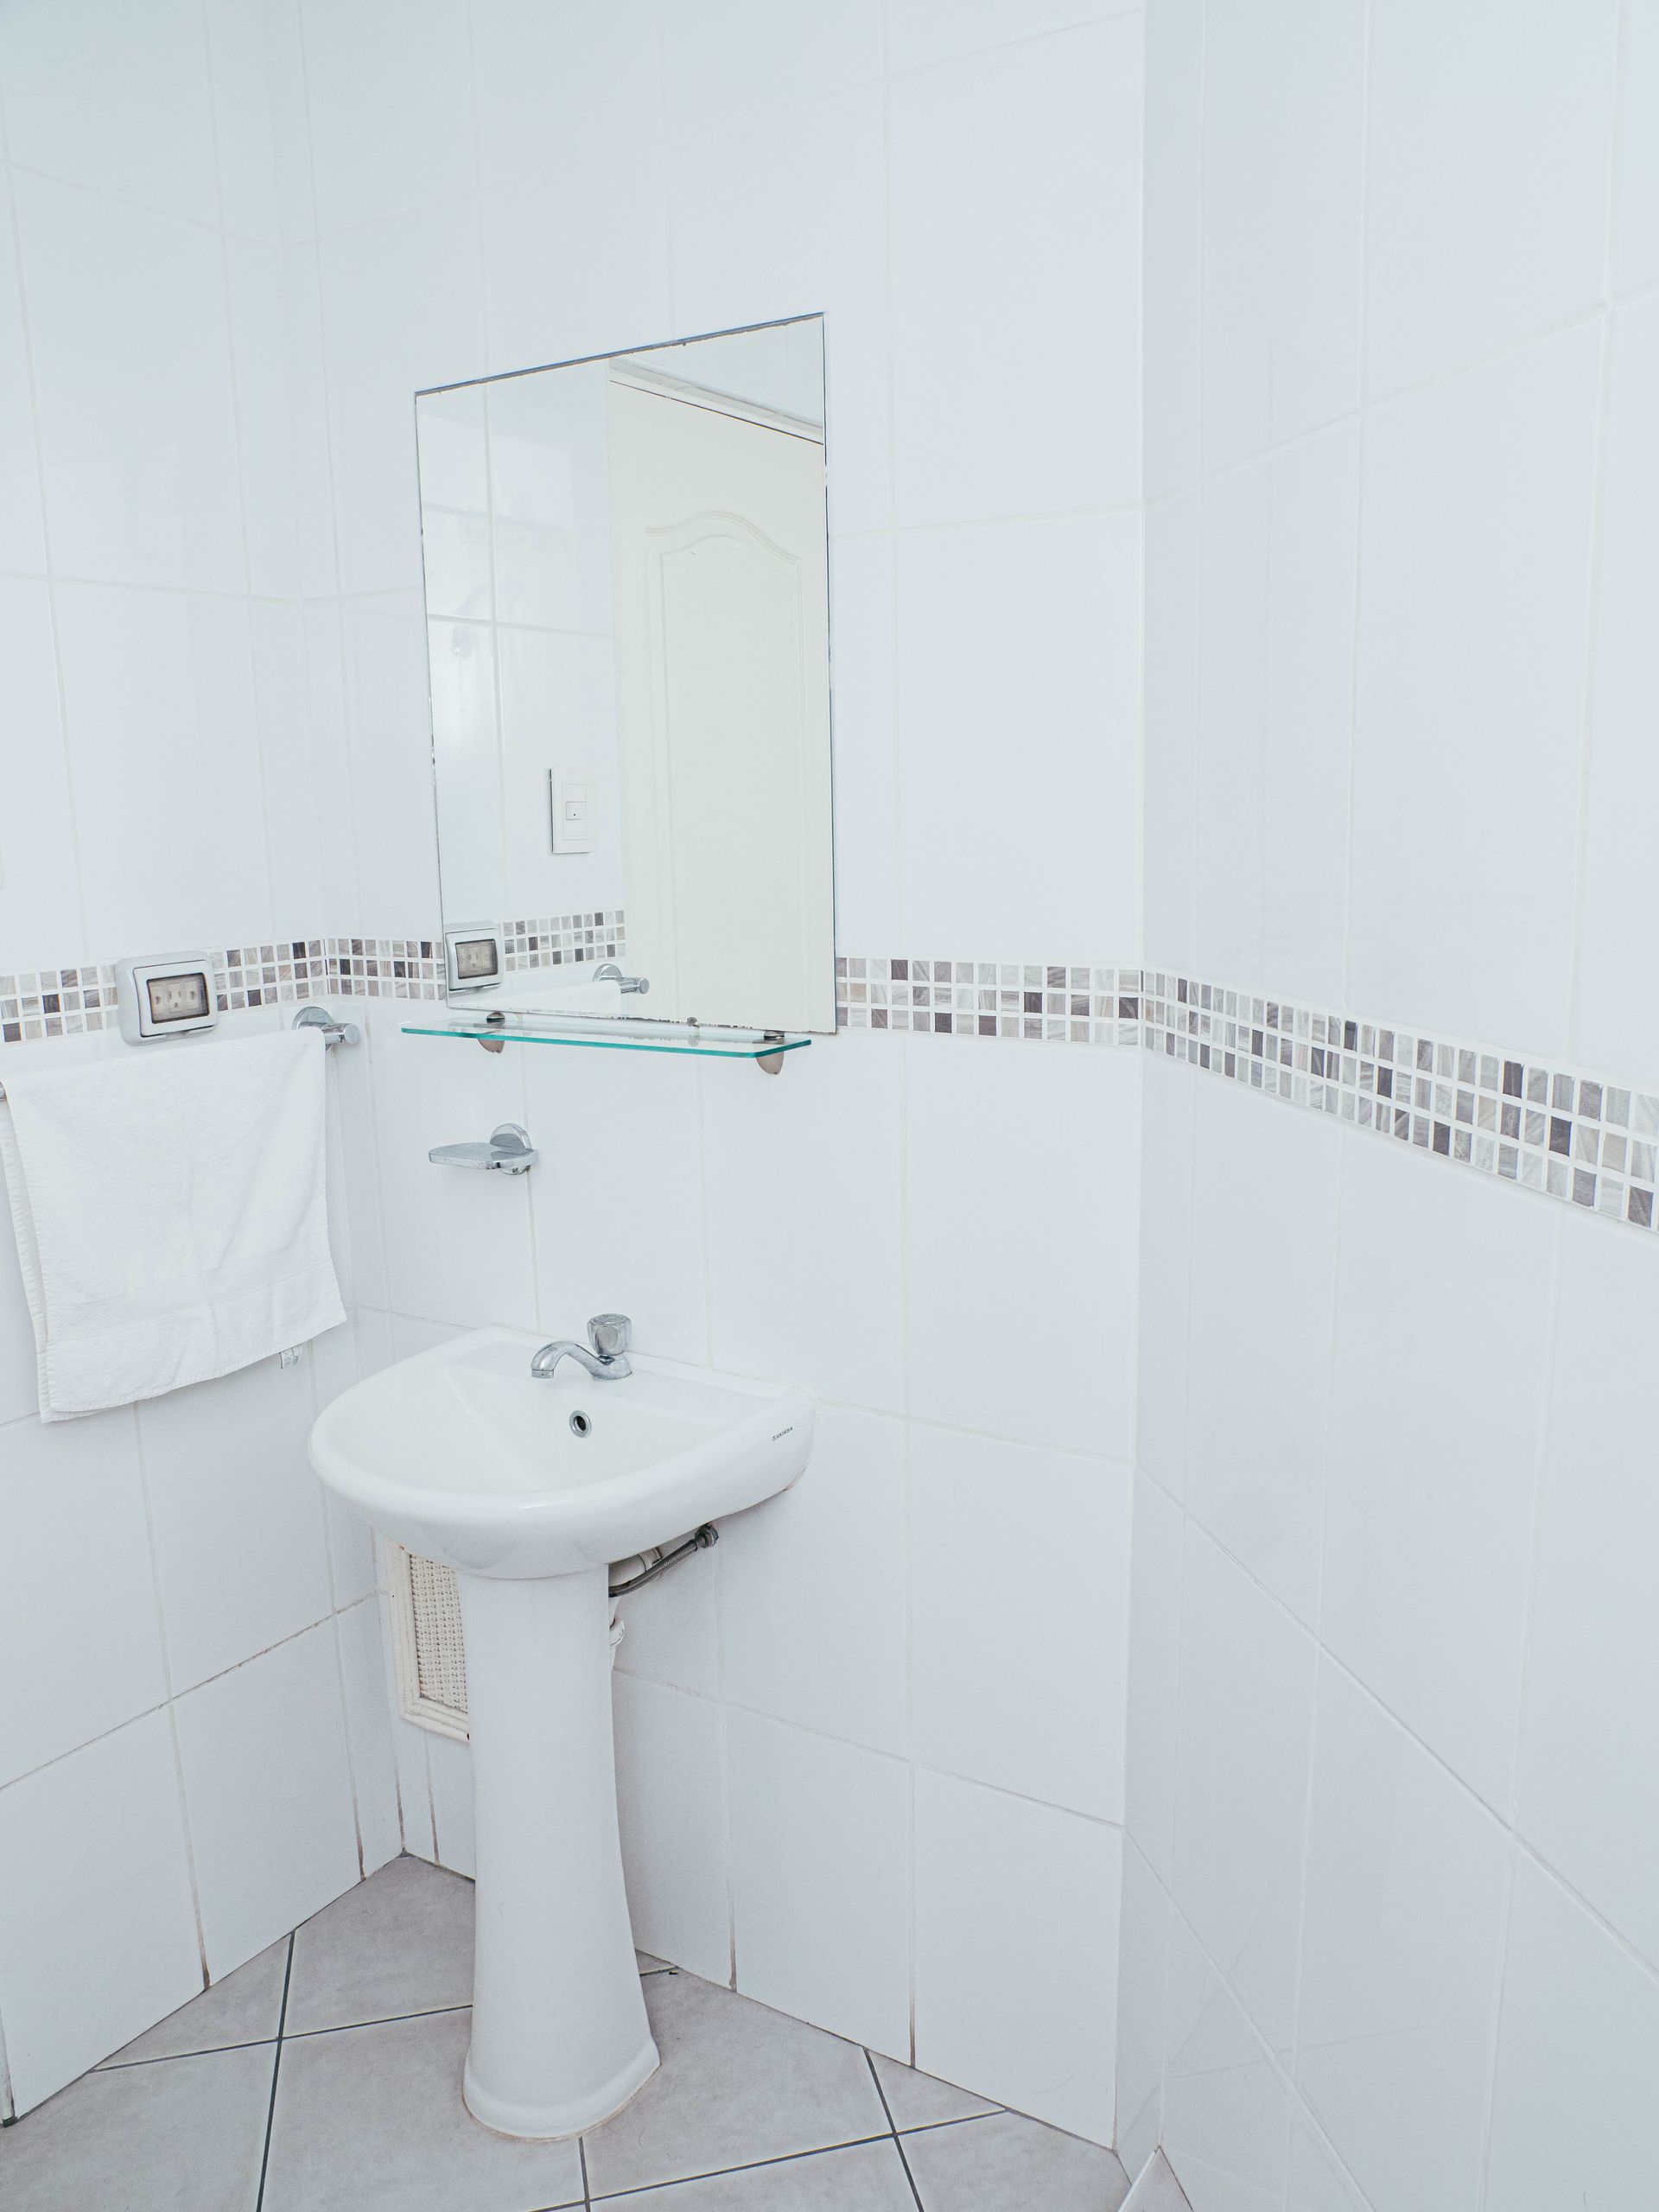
[
  {"xmin": 310, "ymin": 1325, "xmax": 814, "ymax": 1578},
  {"xmin": 308, "ymin": 1325, "xmax": 814, "ymax": 2143}
]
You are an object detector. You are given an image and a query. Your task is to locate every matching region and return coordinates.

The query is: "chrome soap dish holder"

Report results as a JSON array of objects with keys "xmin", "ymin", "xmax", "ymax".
[{"xmin": 429, "ymin": 1122, "xmax": 537, "ymax": 1174}]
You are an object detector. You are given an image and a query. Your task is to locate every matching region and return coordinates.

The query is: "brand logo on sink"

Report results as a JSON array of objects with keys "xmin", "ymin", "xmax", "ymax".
[{"xmin": 771, "ymin": 1426, "xmax": 793, "ymax": 1441}]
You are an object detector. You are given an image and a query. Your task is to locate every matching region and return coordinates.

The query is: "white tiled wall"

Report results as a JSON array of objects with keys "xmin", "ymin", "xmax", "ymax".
[
  {"xmin": 1126, "ymin": 5, "xmax": 1659, "ymax": 2206},
  {"xmin": 29, "ymin": 3, "xmax": 1654, "ymax": 2187},
  {"xmin": 9, "ymin": 3, "xmax": 1656, "ymax": 2193},
  {"xmin": 1128, "ymin": 1072, "xmax": 1659, "ymax": 2212},
  {"xmin": 3, "ymin": 0, "xmax": 1148, "ymax": 2146},
  {"xmin": 0, "ymin": 1712, "xmax": 203, "ymax": 2117},
  {"xmin": 0, "ymin": 1, "xmax": 400, "ymax": 2119},
  {"xmin": 287, "ymin": 2, "xmax": 1143, "ymax": 2142},
  {"xmin": 0, "ymin": 1031, "xmax": 404, "ymax": 2122},
  {"xmin": 278, "ymin": 0, "xmax": 1146, "ymax": 964},
  {"xmin": 1141, "ymin": 0, "xmax": 1656, "ymax": 1072},
  {"xmin": 365, "ymin": 1013, "xmax": 1141, "ymax": 2141}
]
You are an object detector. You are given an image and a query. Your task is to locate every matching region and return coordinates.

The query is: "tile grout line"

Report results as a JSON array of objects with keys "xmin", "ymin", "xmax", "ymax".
[
  {"xmin": 26, "ymin": 1847, "xmax": 1019, "ymax": 2203},
  {"xmin": 252, "ymin": 1934, "xmax": 295, "ymax": 2212},
  {"xmin": 899, "ymin": 2111, "xmax": 999, "ymax": 2139},
  {"xmin": 0, "ymin": 1604, "xmax": 364, "ymax": 1794},
  {"xmin": 124, "ymin": 1966, "xmax": 664, "ymax": 2049},
  {"xmin": 288, "ymin": 1999, "xmax": 470, "ymax": 2040},
  {"xmin": 97, "ymin": 1972, "xmax": 677, "ymax": 2074},
  {"xmin": 1472, "ymin": 1203, "xmax": 1571, "ymax": 2212},
  {"xmin": 864, "ymin": 2048, "xmax": 925, "ymax": 2210},
  {"xmin": 99, "ymin": 2034, "xmax": 279, "ymax": 2075},
  {"xmin": 587, "ymin": 2133, "xmax": 891, "ymax": 2204},
  {"xmin": 583, "ymin": 2113, "xmax": 1000, "ymax": 2206}
]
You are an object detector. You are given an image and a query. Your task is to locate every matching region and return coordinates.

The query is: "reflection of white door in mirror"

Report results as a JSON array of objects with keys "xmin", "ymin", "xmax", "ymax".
[
  {"xmin": 417, "ymin": 316, "xmax": 835, "ymax": 1036},
  {"xmin": 607, "ymin": 378, "xmax": 834, "ymax": 1035}
]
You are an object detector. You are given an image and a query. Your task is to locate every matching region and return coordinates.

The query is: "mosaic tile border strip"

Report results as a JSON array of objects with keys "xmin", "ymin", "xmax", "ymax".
[
  {"xmin": 8, "ymin": 933, "xmax": 1655, "ymax": 1238},
  {"xmin": 1141, "ymin": 970, "xmax": 1659, "ymax": 1235},
  {"xmin": 2, "ymin": 944, "xmax": 346, "ymax": 1042},
  {"xmin": 835, "ymin": 956, "xmax": 1146, "ymax": 1046},
  {"xmin": 834, "ymin": 954, "xmax": 1659, "ymax": 1237},
  {"xmin": 326, "ymin": 937, "xmax": 444, "ymax": 1000},
  {"xmin": 0, "ymin": 915, "xmax": 628, "ymax": 1043},
  {"xmin": 505, "ymin": 909, "xmax": 625, "ymax": 972},
  {"xmin": 836, "ymin": 950, "xmax": 1659, "ymax": 1230}
]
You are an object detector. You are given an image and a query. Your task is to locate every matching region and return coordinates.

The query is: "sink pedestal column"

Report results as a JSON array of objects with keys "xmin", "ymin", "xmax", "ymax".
[{"xmin": 456, "ymin": 1565, "xmax": 658, "ymax": 2139}]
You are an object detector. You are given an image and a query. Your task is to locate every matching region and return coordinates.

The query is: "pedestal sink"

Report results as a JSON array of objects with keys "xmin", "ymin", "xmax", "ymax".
[{"xmin": 308, "ymin": 1325, "xmax": 814, "ymax": 2139}]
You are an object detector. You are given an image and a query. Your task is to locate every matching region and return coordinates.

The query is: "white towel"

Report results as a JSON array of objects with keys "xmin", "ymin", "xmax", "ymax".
[{"xmin": 0, "ymin": 1032, "xmax": 346, "ymax": 1421}]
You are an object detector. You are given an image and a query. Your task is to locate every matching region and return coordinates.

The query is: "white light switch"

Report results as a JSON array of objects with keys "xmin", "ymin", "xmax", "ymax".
[{"xmin": 550, "ymin": 766, "xmax": 595, "ymax": 855}]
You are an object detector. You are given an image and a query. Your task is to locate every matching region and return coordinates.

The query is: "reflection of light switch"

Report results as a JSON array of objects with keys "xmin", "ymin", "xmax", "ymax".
[{"xmin": 550, "ymin": 766, "xmax": 594, "ymax": 855}]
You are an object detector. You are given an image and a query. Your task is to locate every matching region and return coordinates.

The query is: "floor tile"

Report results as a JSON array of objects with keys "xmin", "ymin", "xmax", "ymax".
[
  {"xmin": 0, "ymin": 2044, "xmax": 272, "ymax": 2211},
  {"xmin": 903, "ymin": 2110, "xmax": 1129, "ymax": 2211},
  {"xmin": 101, "ymin": 1937, "xmax": 289, "ymax": 2065},
  {"xmin": 582, "ymin": 1968, "xmax": 889, "ymax": 2197},
  {"xmin": 601, "ymin": 2136, "xmax": 918, "ymax": 2207},
  {"xmin": 871, "ymin": 2050, "xmax": 999, "ymax": 2131},
  {"xmin": 284, "ymin": 1854, "xmax": 474, "ymax": 2034},
  {"xmin": 261, "ymin": 2007, "xmax": 585, "ymax": 2212},
  {"xmin": 1127, "ymin": 2149, "xmax": 1196, "ymax": 2210}
]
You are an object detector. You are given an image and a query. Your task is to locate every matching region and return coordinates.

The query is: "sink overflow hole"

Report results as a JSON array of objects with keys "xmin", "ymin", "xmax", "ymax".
[{"xmin": 569, "ymin": 1410, "xmax": 591, "ymax": 1438}]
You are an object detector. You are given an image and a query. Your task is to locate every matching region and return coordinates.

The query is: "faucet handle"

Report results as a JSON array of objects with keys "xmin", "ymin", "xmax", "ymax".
[{"xmin": 588, "ymin": 1313, "xmax": 632, "ymax": 1361}]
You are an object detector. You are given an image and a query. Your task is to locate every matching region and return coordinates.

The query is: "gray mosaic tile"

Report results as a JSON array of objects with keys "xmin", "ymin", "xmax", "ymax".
[
  {"xmin": 831, "ymin": 954, "xmax": 1659, "ymax": 1239},
  {"xmin": 10, "ymin": 928, "xmax": 1656, "ymax": 1243}
]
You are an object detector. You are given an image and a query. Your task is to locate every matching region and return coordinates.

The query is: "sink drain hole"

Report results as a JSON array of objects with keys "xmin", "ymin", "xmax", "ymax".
[{"xmin": 569, "ymin": 1409, "xmax": 591, "ymax": 1438}]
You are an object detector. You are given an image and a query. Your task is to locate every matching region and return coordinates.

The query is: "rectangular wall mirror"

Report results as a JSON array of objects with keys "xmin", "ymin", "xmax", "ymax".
[{"xmin": 415, "ymin": 315, "xmax": 836, "ymax": 1038}]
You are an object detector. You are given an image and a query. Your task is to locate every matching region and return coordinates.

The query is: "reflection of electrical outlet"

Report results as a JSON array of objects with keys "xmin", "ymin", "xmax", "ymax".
[{"xmin": 550, "ymin": 765, "xmax": 594, "ymax": 855}]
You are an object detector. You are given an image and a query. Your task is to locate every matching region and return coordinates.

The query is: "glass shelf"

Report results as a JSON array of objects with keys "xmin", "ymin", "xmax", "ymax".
[{"xmin": 401, "ymin": 1014, "xmax": 813, "ymax": 1071}]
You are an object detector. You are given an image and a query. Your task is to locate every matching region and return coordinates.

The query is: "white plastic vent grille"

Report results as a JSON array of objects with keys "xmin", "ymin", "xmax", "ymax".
[
  {"xmin": 387, "ymin": 1546, "xmax": 629, "ymax": 1745},
  {"xmin": 387, "ymin": 1546, "xmax": 470, "ymax": 1740}
]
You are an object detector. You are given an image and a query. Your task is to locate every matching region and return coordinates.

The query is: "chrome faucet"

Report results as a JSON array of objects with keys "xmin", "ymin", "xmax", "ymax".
[{"xmin": 531, "ymin": 1314, "xmax": 633, "ymax": 1382}]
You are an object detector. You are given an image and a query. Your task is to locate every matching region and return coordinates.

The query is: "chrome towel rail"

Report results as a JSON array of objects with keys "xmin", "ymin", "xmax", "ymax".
[
  {"xmin": 292, "ymin": 1006, "xmax": 361, "ymax": 1048},
  {"xmin": 0, "ymin": 1005, "xmax": 360, "ymax": 1098}
]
